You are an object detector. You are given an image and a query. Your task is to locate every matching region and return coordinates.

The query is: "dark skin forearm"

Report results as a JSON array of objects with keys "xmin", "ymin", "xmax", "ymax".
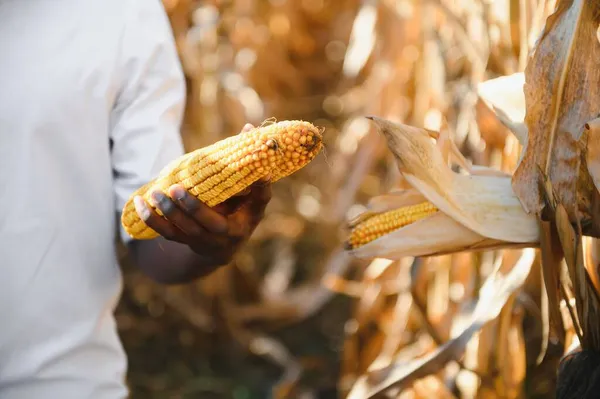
[{"xmin": 127, "ymin": 237, "xmax": 225, "ymax": 284}]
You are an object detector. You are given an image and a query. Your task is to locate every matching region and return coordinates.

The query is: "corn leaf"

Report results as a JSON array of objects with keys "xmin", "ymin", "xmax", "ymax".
[
  {"xmin": 555, "ymin": 203, "xmax": 600, "ymax": 349},
  {"xmin": 585, "ymin": 117, "xmax": 600, "ymax": 195},
  {"xmin": 511, "ymin": 0, "xmax": 600, "ymax": 224},
  {"xmin": 477, "ymin": 72, "xmax": 528, "ymax": 146},
  {"xmin": 346, "ymin": 248, "xmax": 536, "ymax": 398}
]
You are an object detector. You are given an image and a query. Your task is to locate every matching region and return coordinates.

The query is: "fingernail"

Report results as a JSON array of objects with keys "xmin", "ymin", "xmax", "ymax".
[
  {"xmin": 151, "ymin": 191, "xmax": 173, "ymax": 213},
  {"xmin": 170, "ymin": 185, "xmax": 186, "ymax": 201},
  {"xmin": 133, "ymin": 196, "xmax": 151, "ymax": 220},
  {"xmin": 150, "ymin": 191, "xmax": 163, "ymax": 205}
]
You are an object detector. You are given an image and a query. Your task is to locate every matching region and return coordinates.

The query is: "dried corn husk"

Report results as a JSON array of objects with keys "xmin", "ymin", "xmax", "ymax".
[
  {"xmin": 477, "ymin": 72, "xmax": 528, "ymax": 146},
  {"xmin": 347, "ymin": 116, "xmax": 540, "ymax": 260}
]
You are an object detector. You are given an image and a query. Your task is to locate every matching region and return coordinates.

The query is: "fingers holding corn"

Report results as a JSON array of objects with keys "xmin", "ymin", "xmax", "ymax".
[
  {"xmin": 138, "ymin": 186, "xmax": 228, "ymax": 239},
  {"xmin": 133, "ymin": 179, "xmax": 272, "ymax": 265}
]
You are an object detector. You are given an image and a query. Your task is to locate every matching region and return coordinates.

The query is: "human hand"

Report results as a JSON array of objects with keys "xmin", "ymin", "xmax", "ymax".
[
  {"xmin": 133, "ymin": 178, "xmax": 271, "ymax": 267},
  {"xmin": 132, "ymin": 124, "xmax": 272, "ymax": 269}
]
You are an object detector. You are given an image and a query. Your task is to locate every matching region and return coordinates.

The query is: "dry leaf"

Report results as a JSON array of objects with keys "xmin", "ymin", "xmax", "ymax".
[
  {"xmin": 555, "ymin": 203, "xmax": 600, "ymax": 350},
  {"xmin": 477, "ymin": 72, "xmax": 528, "ymax": 146},
  {"xmin": 511, "ymin": 0, "xmax": 600, "ymax": 226},
  {"xmin": 585, "ymin": 237, "xmax": 600, "ymax": 298},
  {"xmin": 538, "ymin": 166, "xmax": 600, "ymax": 350},
  {"xmin": 345, "ymin": 248, "xmax": 536, "ymax": 398},
  {"xmin": 585, "ymin": 117, "xmax": 600, "ymax": 194}
]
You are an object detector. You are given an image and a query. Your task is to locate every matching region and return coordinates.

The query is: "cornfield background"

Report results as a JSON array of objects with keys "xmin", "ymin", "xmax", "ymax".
[{"xmin": 113, "ymin": 0, "xmax": 592, "ymax": 397}]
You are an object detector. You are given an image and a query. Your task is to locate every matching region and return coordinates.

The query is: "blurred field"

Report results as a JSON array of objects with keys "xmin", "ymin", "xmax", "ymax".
[{"xmin": 114, "ymin": 0, "xmax": 567, "ymax": 397}]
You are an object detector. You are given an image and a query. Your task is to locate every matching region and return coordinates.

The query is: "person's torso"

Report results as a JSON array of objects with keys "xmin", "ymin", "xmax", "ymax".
[{"xmin": 0, "ymin": 1, "xmax": 131, "ymax": 395}]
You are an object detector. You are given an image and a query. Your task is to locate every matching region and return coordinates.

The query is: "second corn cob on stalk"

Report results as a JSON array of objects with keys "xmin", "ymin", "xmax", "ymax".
[
  {"xmin": 121, "ymin": 120, "xmax": 323, "ymax": 240},
  {"xmin": 344, "ymin": 116, "xmax": 540, "ymax": 259},
  {"xmin": 346, "ymin": 201, "xmax": 439, "ymax": 249}
]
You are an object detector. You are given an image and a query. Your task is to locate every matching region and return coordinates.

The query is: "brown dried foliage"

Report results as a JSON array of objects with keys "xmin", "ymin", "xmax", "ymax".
[{"xmin": 512, "ymin": 0, "xmax": 600, "ymax": 233}]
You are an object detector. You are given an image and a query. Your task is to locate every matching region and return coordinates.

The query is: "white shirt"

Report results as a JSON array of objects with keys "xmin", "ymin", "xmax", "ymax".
[{"xmin": 0, "ymin": 0, "xmax": 186, "ymax": 397}]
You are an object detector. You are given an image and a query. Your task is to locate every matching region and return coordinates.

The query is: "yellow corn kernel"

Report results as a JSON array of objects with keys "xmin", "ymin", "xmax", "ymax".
[
  {"xmin": 346, "ymin": 202, "xmax": 439, "ymax": 249},
  {"xmin": 121, "ymin": 120, "xmax": 323, "ymax": 240}
]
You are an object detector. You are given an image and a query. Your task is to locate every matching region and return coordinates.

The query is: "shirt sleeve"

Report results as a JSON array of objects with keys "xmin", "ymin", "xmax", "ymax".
[{"xmin": 109, "ymin": 0, "xmax": 186, "ymax": 244}]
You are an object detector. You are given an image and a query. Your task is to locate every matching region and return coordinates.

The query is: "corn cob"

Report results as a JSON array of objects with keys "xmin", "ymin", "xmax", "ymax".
[
  {"xmin": 121, "ymin": 120, "xmax": 323, "ymax": 240},
  {"xmin": 346, "ymin": 201, "xmax": 438, "ymax": 249}
]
